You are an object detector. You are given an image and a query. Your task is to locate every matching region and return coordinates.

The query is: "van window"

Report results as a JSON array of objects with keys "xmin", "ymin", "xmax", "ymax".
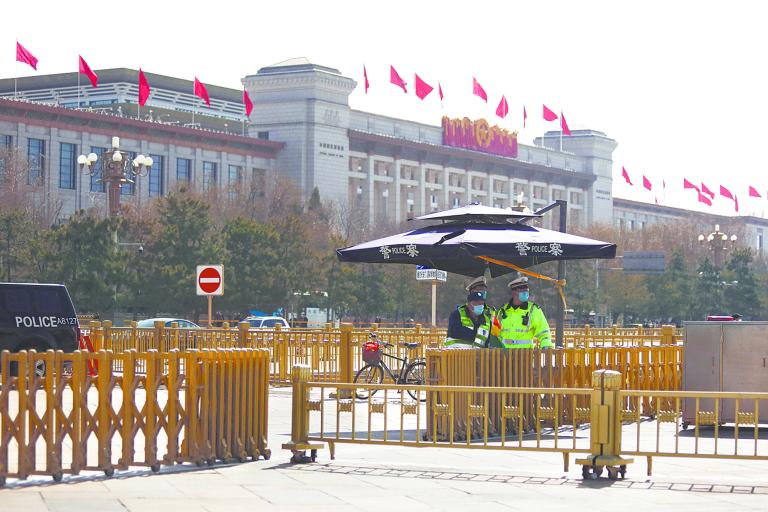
[
  {"xmin": 4, "ymin": 288, "xmax": 33, "ymax": 313},
  {"xmin": 34, "ymin": 289, "xmax": 64, "ymax": 315},
  {"xmin": 261, "ymin": 319, "xmax": 277, "ymax": 327}
]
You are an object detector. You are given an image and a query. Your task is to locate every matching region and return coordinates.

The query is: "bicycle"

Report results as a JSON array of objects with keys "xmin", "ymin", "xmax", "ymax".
[{"xmin": 354, "ymin": 332, "xmax": 426, "ymax": 401}]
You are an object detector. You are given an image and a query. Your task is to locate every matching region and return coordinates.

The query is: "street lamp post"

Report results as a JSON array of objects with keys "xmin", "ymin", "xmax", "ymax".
[
  {"xmin": 697, "ymin": 224, "xmax": 738, "ymax": 268},
  {"xmin": 78, "ymin": 136, "xmax": 153, "ymax": 217}
]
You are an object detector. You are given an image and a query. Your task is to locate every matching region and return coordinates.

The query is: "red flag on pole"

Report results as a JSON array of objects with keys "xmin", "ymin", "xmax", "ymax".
[
  {"xmin": 438, "ymin": 82, "xmax": 444, "ymax": 102},
  {"xmin": 643, "ymin": 175, "xmax": 652, "ymax": 191},
  {"xmin": 749, "ymin": 185, "xmax": 762, "ymax": 198},
  {"xmin": 560, "ymin": 112, "xmax": 571, "ymax": 135},
  {"xmin": 390, "ymin": 66, "xmax": 407, "ymax": 93},
  {"xmin": 698, "ymin": 192, "xmax": 712, "ymax": 206},
  {"xmin": 701, "ymin": 183, "xmax": 715, "ymax": 199},
  {"xmin": 543, "ymin": 104, "xmax": 558, "ymax": 121},
  {"xmin": 621, "ymin": 166, "xmax": 633, "ymax": 185},
  {"xmin": 16, "ymin": 41, "xmax": 38, "ymax": 70},
  {"xmin": 683, "ymin": 178, "xmax": 698, "ymax": 190},
  {"xmin": 495, "ymin": 95, "xmax": 509, "ymax": 119},
  {"xmin": 523, "ymin": 106, "xmax": 527, "ymax": 128},
  {"xmin": 138, "ymin": 69, "xmax": 150, "ymax": 106},
  {"xmin": 719, "ymin": 185, "xmax": 734, "ymax": 200},
  {"xmin": 194, "ymin": 77, "xmax": 210, "ymax": 106},
  {"xmin": 414, "ymin": 74, "xmax": 433, "ymax": 100},
  {"xmin": 243, "ymin": 89, "xmax": 253, "ymax": 117},
  {"xmin": 78, "ymin": 56, "xmax": 98, "ymax": 87},
  {"xmin": 363, "ymin": 65, "xmax": 369, "ymax": 94},
  {"xmin": 472, "ymin": 77, "xmax": 487, "ymax": 102}
]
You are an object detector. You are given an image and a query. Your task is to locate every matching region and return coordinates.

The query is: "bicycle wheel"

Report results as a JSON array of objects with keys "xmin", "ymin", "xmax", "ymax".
[
  {"xmin": 354, "ymin": 364, "xmax": 383, "ymax": 399},
  {"xmin": 403, "ymin": 361, "xmax": 427, "ymax": 402}
]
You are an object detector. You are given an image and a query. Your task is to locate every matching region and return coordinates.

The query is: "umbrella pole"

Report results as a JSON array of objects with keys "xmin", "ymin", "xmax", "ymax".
[
  {"xmin": 431, "ymin": 280, "xmax": 437, "ymax": 327},
  {"xmin": 556, "ymin": 200, "xmax": 567, "ymax": 348}
]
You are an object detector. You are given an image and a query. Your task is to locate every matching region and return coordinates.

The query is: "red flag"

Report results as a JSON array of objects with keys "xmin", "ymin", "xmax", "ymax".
[
  {"xmin": 438, "ymin": 82, "xmax": 444, "ymax": 102},
  {"xmin": 701, "ymin": 183, "xmax": 715, "ymax": 199},
  {"xmin": 363, "ymin": 65, "xmax": 369, "ymax": 94},
  {"xmin": 735, "ymin": 195, "xmax": 740, "ymax": 213},
  {"xmin": 414, "ymin": 74, "xmax": 433, "ymax": 100},
  {"xmin": 543, "ymin": 104, "xmax": 558, "ymax": 121},
  {"xmin": 472, "ymin": 77, "xmax": 487, "ymax": 102},
  {"xmin": 495, "ymin": 95, "xmax": 509, "ymax": 119},
  {"xmin": 560, "ymin": 112, "xmax": 571, "ymax": 135},
  {"xmin": 719, "ymin": 185, "xmax": 734, "ymax": 200},
  {"xmin": 698, "ymin": 192, "xmax": 712, "ymax": 206},
  {"xmin": 643, "ymin": 175, "xmax": 652, "ymax": 191},
  {"xmin": 194, "ymin": 77, "xmax": 210, "ymax": 106},
  {"xmin": 16, "ymin": 41, "xmax": 38, "ymax": 70},
  {"xmin": 138, "ymin": 69, "xmax": 150, "ymax": 106},
  {"xmin": 78, "ymin": 55, "xmax": 98, "ymax": 87},
  {"xmin": 621, "ymin": 166, "xmax": 633, "ymax": 185},
  {"xmin": 683, "ymin": 178, "xmax": 698, "ymax": 190},
  {"xmin": 390, "ymin": 66, "xmax": 407, "ymax": 93},
  {"xmin": 523, "ymin": 106, "xmax": 527, "ymax": 128},
  {"xmin": 749, "ymin": 185, "xmax": 762, "ymax": 198},
  {"xmin": 243, "ymin": 89, "xmax": 253, "ymax": 117}
]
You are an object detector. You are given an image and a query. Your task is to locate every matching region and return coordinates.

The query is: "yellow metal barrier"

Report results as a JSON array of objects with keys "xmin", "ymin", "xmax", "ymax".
[
  {"xmin": 95, "ymin": 323, "xmax": 684, "ymax": 385},
  {"xmin": 0, "ymin": 347, "xmax": 270, "ymax": 486}
]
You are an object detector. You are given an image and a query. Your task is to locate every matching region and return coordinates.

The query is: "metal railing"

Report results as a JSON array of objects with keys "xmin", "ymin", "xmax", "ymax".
[
  {"xmin": 283, "ymin": 365, "xmax": 768, "ymax": 479},
  {"xmin": 0, "ymin": 347, "xmax": 270, "ymax": 486}
]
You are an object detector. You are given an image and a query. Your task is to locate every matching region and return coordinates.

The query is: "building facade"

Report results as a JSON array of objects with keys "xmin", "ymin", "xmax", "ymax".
[{"xmin": 1, "ymin": 57, "xmax": 765, "ymax": 259}]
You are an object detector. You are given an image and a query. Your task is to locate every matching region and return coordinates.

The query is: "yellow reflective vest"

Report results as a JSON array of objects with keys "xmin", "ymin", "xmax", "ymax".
[
  {"xmin": 497, "ymin": 301, "xmax": 553, "ymax": 349},
  {"xmin": 444, "ymin": 305, "xmax": 495, "ymax": 348}
]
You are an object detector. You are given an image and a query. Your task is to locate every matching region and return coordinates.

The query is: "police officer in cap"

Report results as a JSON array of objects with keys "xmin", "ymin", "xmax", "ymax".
[
  {"xmin": 444, "ymin": 276, "xmax": 496, "ymax": 348},
  {"xmin": 497, "ymin": 276, "xmax": 553, "ymax": 349}
]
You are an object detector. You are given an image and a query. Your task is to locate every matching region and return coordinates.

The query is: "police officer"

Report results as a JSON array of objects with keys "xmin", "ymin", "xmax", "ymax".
[
  {"xmin": 497, "ymin": 276, "xmax": 553, "ymax": 349},
  {"xmin": 444, "ymin": 276, "xmax": 495, "ymax": 348}
]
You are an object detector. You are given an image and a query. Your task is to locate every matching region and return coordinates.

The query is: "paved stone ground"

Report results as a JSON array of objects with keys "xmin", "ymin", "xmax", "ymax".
[{"xmin": 2, "ymin": 387, "xmax": 767, "ymax": 511}]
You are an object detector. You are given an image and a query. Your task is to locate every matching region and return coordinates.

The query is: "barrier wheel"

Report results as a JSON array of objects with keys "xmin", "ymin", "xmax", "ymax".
[
  {"xmin": 150, "ymin": 463, "xmax": 161, "ymax": 473},
  {"xmin": 0, "ymin": 476, "xmax": 5, "ymax": 487},
  {"xmin": 681, "ymin": 422, "xmax": 690, "ymax": 431},
  {"xmin": 607, "ymin": 467, "xmax": 619, "ymax": 480},
  {"xmin": 581, "ymin": 466, "xmax": 590, "ymax": 479},
  {"xmin": 619, "ymin": 465, "xmax": 627, "ymax": 479},
  {"xmin": 310, "ymin": 449, "xmax": 317, "ymax": 462},
  {"xmin": 195, "ymin": 460, "xmax": 205, "ymax": 467},
  {"xmin": 52, "ymin": 471, "xmax": 63, "ymax": 482},
  {"xmin": 592, "ymin": 465, "xmax": 604, "ymax": 477},
  {"xmin": 206, "ymin": 459, "xmax": 215, "ymax": 466},
  {"xmin": 104, "ymin": 467, "xmax": 115, "ymax": 477},
  {"xmin": 263, "ymin": 449, "xmax": 272, "ymax": 460}
]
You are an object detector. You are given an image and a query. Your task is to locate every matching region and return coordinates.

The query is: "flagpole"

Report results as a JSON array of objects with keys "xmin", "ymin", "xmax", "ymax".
[
  {"xmin": 192, "ymin": 82, "xmax": 196, "ymax": 128},
  {"xmin": 77, "ymin": 72, "xmax": 80, "ymax": 110}
]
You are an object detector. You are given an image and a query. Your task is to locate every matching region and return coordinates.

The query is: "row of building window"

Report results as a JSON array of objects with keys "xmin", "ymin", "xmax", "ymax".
[{"xmin": 1, "ymin": 135, "xmax": 252, "ymax": 197}]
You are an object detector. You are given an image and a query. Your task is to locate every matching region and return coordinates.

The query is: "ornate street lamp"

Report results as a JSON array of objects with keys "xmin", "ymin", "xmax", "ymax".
[
  {"xmin": 78, "ymin": 137, "xmax": 153, "ymax": 217},
  {"xmin": 697, "ymin": 224, "xmax": 738, "ymax": 268}
]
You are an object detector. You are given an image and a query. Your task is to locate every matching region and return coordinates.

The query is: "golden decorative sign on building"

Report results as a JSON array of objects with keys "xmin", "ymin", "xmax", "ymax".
[{"xmin": 442, "ymin": 117, "xmax": 518, "ymax": 158}]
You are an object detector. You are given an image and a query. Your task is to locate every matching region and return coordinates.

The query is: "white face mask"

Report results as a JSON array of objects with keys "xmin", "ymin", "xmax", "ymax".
[{"xmin": 471, "ymin": 304, "xmax": 484, "ymax": 315}]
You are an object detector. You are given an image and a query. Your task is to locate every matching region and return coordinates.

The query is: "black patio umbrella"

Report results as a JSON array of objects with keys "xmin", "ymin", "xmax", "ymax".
[{"xmin": 336, "ymin": 220, "xmax": 616, "ymax": 278}]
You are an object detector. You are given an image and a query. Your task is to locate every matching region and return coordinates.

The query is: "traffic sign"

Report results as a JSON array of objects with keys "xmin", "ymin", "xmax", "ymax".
[
  {"xmin": 416, "ymin": 267, "xmax": 447, "ymax": 282},
  {"xmin": 196, "ymin": 265, "xmax": 224, "ymax": 296}
]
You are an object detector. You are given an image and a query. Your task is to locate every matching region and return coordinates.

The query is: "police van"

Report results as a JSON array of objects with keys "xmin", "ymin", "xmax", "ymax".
[{"xmin": 0, "ymin": 283, "xmax": 80, "ymax": 375}]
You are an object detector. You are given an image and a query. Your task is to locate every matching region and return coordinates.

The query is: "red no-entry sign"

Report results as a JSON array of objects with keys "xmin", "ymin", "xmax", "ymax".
[{"xmin": 196, "ymin": 265, "xmax": 224, "ymax": 296}]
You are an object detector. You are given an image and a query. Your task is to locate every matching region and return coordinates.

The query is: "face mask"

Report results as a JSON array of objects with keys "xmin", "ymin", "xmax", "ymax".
[
  {"xmin": 472, "ymin": 305, "xmax": 485, "ymax": 315},
  {"xmin": 518, "ymin": 291, "xmax": 530, "ymax": 302}
]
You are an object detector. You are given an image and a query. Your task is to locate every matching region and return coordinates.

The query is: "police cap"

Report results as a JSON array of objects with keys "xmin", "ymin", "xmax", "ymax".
[
  {"xmin": 507, "ymin": 276, "xmax": 529, "ymax": 290},
  {"xmin": 465, "ymin": 276, "xmax": 487, "ymax": 291}
]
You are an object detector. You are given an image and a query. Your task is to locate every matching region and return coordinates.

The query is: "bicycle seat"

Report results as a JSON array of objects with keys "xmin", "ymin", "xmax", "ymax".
[{"xmin": 402, "ymin": 342, "xmax": 420, "ymax": 349}]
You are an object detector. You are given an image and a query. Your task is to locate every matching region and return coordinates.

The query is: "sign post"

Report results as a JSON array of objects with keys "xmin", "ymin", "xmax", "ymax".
[
  {"xmin": 416, "ymin": 266, "xmax": 447, "ymax": 327},
  {"xmin": 196, "ymin": 265, "xmax": 224, "ymax": 328}
]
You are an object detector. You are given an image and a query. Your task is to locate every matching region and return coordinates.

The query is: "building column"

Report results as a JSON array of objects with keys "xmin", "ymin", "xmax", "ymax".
[
  {"xmin": 418, "ymin": 163, "xmax": 427, "ymax": 215},
  {"xmin": 443, "ymin": 167, "xmax": 450, "ymax": 209},
  {"xmin": 394, "ymin": 158, "xmax": 402, "ymax": 222},
  {"xmin": 367, "ymin": 155, "xmax": 375, "ymax": 225}
]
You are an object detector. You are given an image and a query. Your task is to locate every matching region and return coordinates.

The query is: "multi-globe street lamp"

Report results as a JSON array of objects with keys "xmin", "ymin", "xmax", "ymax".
[
  {"xmin": 697, "ymin": 224, "xmax": 738, "ymax": 268},
  {"xmin": 77, "ymin": 136, "xmax": 153, "ymax": 217}
]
